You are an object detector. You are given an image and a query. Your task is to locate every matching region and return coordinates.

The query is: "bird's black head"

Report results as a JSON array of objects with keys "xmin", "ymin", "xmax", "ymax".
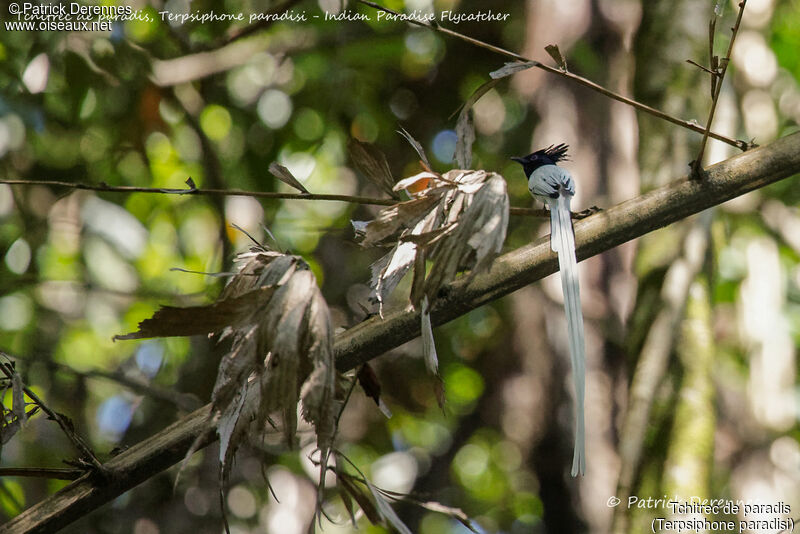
[{"xmin": 511, "ymin": 143, "xmax": 570, "ymax": 177}]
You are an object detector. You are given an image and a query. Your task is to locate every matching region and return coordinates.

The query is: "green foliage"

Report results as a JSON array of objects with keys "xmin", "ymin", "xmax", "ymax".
[{"xmin": 771, "ymin": 0, "xmax": 800, "ymax": 78}]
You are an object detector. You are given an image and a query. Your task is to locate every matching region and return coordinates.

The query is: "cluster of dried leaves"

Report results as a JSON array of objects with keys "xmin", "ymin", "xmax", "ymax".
[
  {"xmin": 115, "ymin": 237, "xmax": 479, "ymax": 532},
  {"xmin": 352, "ymin": 140, "xmax": 510, "ymax": 401},
  {"xmin": 115, "ymin": 245, "xmax": 338, "ymax": 503},
  {"xmin": 0, "ymin": 358, "xmax": 35, "ymax": 457}
]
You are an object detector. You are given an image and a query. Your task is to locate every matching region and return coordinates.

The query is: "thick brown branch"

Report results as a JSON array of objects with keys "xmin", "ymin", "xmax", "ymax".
[{"xmin": 3, "ymin": 132, "xmax": 799, "ymax": 533}]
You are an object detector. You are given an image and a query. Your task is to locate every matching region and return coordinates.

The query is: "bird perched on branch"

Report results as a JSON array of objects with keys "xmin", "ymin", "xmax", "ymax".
[{"xmin": 512, "ymin": 144, "xmax": 586, "ymax": 476}]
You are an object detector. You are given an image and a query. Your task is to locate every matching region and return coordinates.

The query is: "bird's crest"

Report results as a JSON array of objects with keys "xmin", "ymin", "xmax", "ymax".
[{"xmin": 538, "ymin": 143, "xmax": 570, "ymax": 163}]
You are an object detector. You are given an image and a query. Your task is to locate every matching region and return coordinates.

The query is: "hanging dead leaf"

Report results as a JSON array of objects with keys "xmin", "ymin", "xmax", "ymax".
[
  {"xmin": 11, "ymin": 370, "xmax": 26, "ymax": 426},
  {"xmin": 544, "ymin": 44, "xmax": 567, "ymax": 70},
  {"xmin": 397, "ymin": 127, "xmax": 431, "ymax": 169},
  {"xmin": 348, "ymin": 139, "xmax": 398, "ymax": 199},
  {"xmin": 357, "ymin": 363, "xmax": 392, "ymax": 418},
  {"xmin": 115, "ymin": 244, "xmax": 339, "ymax": 514},
  {"xmin": 269, "ymin": 162, "xmax": 310, "ymax": 194},
  {"xmin": 452, "ymin": 78, "xmax": 502, "ymax": 169},
  {"xmin": 489, "ymin": 61, "xmax": 538, "ymax": 79},
  {"xmin": 455, "ymin": 109, "xmax": 476, "ymax": 169},
  {"xmin": 113, "ymin": 286, "xmax": 276, "ymax": 341},
  {"xmin": 356, "ymin": 161, "xmax": 509, "ymax": 398}
]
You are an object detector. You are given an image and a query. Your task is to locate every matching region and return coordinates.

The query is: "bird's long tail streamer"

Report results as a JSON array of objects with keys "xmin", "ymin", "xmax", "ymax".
[{"xmin": 549, "ymin": 195, "xmax": 586, "ymax": 476}]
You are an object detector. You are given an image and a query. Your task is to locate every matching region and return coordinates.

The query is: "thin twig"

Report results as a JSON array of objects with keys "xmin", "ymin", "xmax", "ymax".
[
  {"xmin": 691, "ymin": 1, "xmax": 748, "ymax": 177},
  {"xmin": 685, "ymin": 58, "xmax": 716, "ymax": 76},
  {"xmin": 0, "ymin": 357, "xmax": 108, "ymax": 479},
  {"xmin": 0, "ymin": 467, "xmax": 84, "ymax": 481},
  {"xmin": 709, "ymin": 16, "xmax": 719, "ymax": 97},
  {"xmin": 0, "ymin": 178, "xmax": 568, "ymax": 218},
  {"xmin": 223, "ymin": 0, "xmax": 305, "ymax": 44},
  {"xmin": 8, "ymin": 353, "xmax": 201, "ymax": 412},
  {"xmin": 333, "ymin": 374, "xmax": 359, "ymax": 434},
  {"xmin": 355, "ymin": 0, "xmax": 749, "ymax": 151},
  {"xmin": 0, "ymin": 178, "xmax": 397, "ymax": 206}
]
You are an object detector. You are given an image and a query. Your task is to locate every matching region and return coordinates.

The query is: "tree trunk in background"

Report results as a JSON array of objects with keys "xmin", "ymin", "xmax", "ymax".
[
  {"xmin": 662, "ymin": 277, "xmax": 716, "ymax": 498},
  {"xmin": 613, "ymin": 1, "xmax": 717, "ymax": 532},
  {"xmin": 514, "ymin": 0, "xmax": 642, "ymax": 530}
]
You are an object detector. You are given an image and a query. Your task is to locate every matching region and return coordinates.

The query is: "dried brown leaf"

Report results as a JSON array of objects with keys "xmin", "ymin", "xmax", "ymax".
[
  {"xmin": 361, "ymin": 194, "xmax": 440, "ymax": 247},
  {"xmin": 11, "ymin": 371, "xmax": 26, "ymax": 426},
  {"xmin": 397, "ymin": 127, "xmax": 431, "ymax": 169},
  {"xmin": 338, "ymin": 472, "xmax": 382, "ymax": 524},
  {"xmin": 370, "ymin": 243, "xmax": 414, "ymax": 314},
  {"xmin": 363, "ymin": 475, "xmax": 413, "ymax": 534},
  {"xmin": 299, "ymin": 292, "xmax": 336, "ymax": 451},
  {"xmin": 119, "ymin": 244, "xmax": 338, "ymax": 510},
  {"xmin": 433, "ymin": 375, "xmax": 447, "ymax": 412},
  {"xmin": 348, "ymin": 139, "xmax": 398, "ymax": 198},
  {"xmin": 398, "ymin": 224, "xmax": 456, "ymax": 247},
  {"xmin": 420, "ymin": 297, "xmax": 438, "ymax": 376},
  {"xmin": 114, "ymin": 287, "xmax": 276, "ymax": 341},
  {"xmin": 545, "ymin": 44, "xmax": 567, "ymax": 70},
  {"xmin": 356, "ymin": 364, "xmax": 382, "ymax": 408},
  {"xmin": 358, "ymin": 167, "xmax": 509, "ymax": 394},
  {"xmin": 423, "ymin": 173, "xmax": 508, "ymax": 298},
  {"xmin": 417, "ymin": 501, "xmax": 479, "ymax": 533},
  {"xmin": 489, "ymin": 61, "xmax": 537, "ymax": 79},
  {"xmin": 455, "ymin": 110, "xmax": 476, "ymax": 169},
  {"xmin": 269, "ymin": 162, "xmax": 309, "ymax": 194},
  {"xmin": 393, "ymin": 171, "xmax": 439, "ymax": 193},
  {"xmin": 210, "ymin": 325, "xmax": 259, "ymax": 411},
  {"xmin": 339, "ymin": 485, "xmax": 358, "ymax": 527},
  {"xmin": 218, "ymin": 378, "xmax": 250, "ymax": 466},
  {"xmin": 362, "ymin": 169, "xmax": 509, "ymax": 308},
  {"xmin": 453, "ymin": 80, "xmax": 499, "ymax": 169},
  {"xmin": 408, "ymin": 243, "xmax": 427, "ymax": 310}
]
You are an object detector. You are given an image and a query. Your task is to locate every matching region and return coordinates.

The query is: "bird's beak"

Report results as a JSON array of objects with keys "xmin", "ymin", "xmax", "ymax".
[{"xmin": 510, "ymin": 156, "xmax": 525, "ymax": 163}]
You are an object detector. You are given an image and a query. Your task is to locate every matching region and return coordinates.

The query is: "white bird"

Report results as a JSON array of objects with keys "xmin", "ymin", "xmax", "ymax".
[{"xmin": 512, "ymin": 144, "xmax": 586, "ymax": 476}]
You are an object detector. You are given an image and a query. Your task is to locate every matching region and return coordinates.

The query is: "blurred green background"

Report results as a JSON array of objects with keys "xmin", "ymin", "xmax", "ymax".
[{"xmin": 0, "ymin": 0, "xmax": 798, "ymax": 533}]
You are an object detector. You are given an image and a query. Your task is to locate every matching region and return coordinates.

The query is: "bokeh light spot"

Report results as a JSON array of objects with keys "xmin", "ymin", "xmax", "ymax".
[
  {"xmin": 432, "ymin": 129, "xmax": 457, "ymax": 163},
  {"xmin": 200, "ymin": 105, "xmax": 232, "ymax": 141}
]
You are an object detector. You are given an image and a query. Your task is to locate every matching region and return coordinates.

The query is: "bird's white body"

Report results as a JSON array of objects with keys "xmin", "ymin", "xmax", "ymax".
[{"xmin": 529, "ymin": 164, "xmax": 586, "ymax": 477}]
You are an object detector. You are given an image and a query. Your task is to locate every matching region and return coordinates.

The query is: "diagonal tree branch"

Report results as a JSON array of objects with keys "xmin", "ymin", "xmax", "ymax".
[{"xmin": 3, "ymin": 132, "xmax": 799, "ymax": 533}]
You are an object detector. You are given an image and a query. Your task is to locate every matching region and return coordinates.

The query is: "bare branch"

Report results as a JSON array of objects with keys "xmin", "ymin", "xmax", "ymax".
[
  {"xmin": 150, "ymin": 36, "xmax": 273, "ymax": 87},
  {"xmin": 3, "ymin": 132, "xmax": 799, "ymax": 533},
  {"xmin": 685, "ymin": 58, "xmax": 716, "ymax": 76},
  {"xmin": 0, "ymin": 468, "xmax": 84, "ymax": 481},
  {"xmin": 0, "ymin": 178, "xmax": 397, "ymax": 207},
  {"xmin": 692, "ymin": 1, "xmax": 749, "ymax": 176},
  {"xmin": 7, "ymin": 353, "xmax": 201, "ymax": 412},
  {"xmin": 355, "ymin": 0, "xmax": 749, "ymax": 151},
  {"xmin": 0, "ymin": 178, "xmax": 563, "ymax": 219}
]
